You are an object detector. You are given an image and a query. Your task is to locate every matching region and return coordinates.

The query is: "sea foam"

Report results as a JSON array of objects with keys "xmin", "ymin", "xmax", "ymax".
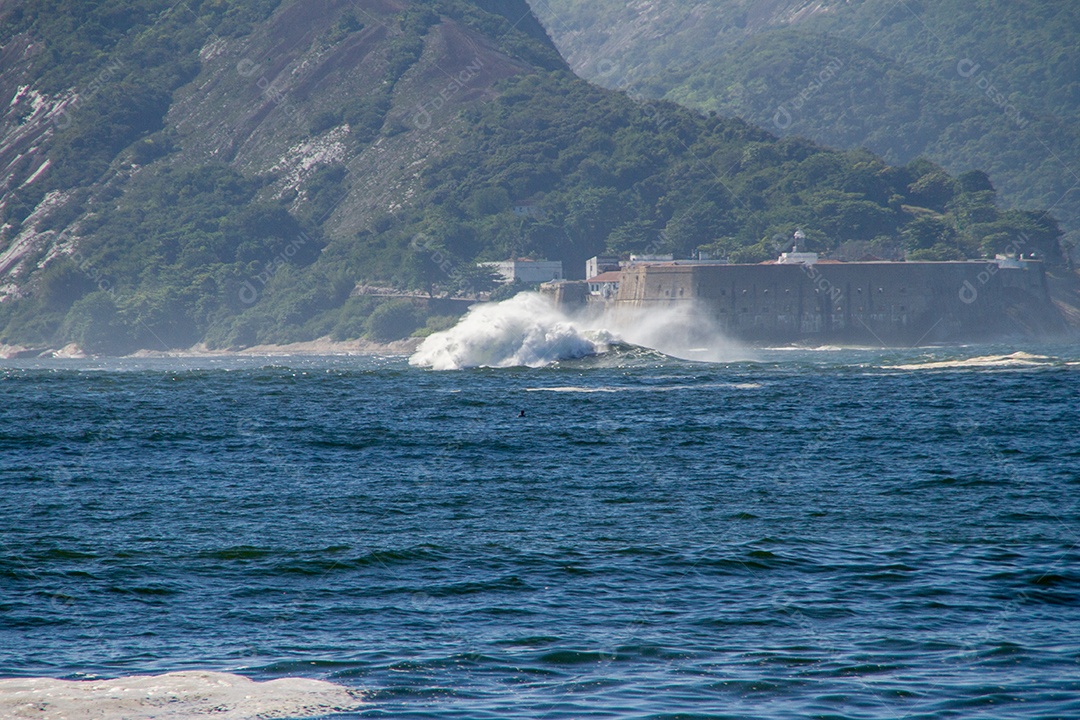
[
  {"xmin": 0, "ymin": 671, "xmax": 361, "ymax": 720},
  {"xmin": 889, "ymin": 351, "xmax": 1057, "ymax": 371}
]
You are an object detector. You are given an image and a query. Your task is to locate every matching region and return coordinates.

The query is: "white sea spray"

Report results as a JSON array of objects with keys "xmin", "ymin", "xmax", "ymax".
[{"xmin": 410, "ymin": 292, "xmax": 748, "ymax": 369}]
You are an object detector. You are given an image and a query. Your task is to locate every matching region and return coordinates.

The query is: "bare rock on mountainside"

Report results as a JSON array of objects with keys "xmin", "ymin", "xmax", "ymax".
[
  {"xmin": 0, "ymin": 0, "xmax": 553, "ymax": 291},
  {"xmin": 0, "ymin": 0, "xmax": 1073, "ymax": 354}
]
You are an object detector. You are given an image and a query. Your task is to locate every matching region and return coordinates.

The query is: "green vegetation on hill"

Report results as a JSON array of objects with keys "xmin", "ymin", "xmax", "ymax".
[
  {"xmin": 384, "ymin": 72, "xmax": 1060, "ymax": 267},
  {"xmin": 245, "ymin": 71, "xmax": 1063, "ymax": 351},
  {"xmin": 0, "ymin": 0, "xmax": 1066, "ymax": 353},
  {"xmin": 2, "ymin": 0, "xmax": 281, "ymax": 227},
  {"xmin": 530, "ymin": 0, "xmax": 1080, "ymax": 248}
]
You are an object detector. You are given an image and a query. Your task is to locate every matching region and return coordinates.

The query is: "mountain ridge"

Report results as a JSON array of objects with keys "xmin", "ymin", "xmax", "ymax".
[
  {"xmin": 529, "ymin": 0, "xmax": 1080, "ymax": 252},
  {"xmin": 0, "ymin": 0, "xmax": 1072, "ymax": 354}
]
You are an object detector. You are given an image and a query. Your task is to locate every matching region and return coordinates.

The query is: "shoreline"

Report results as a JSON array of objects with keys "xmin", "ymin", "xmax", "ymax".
[
  {"xmin": 0, "ymin": 336, "xmax": 423, "ymax": 361},
  {"xmin": 5, "ymin": 335, "xmax": 1080, "ymax": 362}
]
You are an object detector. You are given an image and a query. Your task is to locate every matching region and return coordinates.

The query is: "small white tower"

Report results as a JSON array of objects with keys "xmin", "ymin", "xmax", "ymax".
[{"xmin": 777, "ymin": 228, "xmax": 818, "ymax": 265}]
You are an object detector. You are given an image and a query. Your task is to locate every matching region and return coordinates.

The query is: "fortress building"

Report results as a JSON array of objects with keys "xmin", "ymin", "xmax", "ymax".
[{"xmin": 566, "ymin": 243, "xmax": 1062, "ymax": 344}]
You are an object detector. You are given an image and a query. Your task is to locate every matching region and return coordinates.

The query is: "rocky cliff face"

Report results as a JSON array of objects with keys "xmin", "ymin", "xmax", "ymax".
[
  {"xmin": 0, "ymin": 30, "xmax": 76, "ymax": 291},
  {"xmin": 0, "ymin": 0, "xmax": 560, "ymax": 300},
  {"xmin": 2, "ymin": 0, "xmax": 1074, "ymax": 353},
  {"xmin": 167, "ymin": 0, "xmax": 545, "ymax": 243}
]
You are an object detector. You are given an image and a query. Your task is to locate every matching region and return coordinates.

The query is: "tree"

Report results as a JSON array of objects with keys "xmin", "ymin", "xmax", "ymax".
[
  {"xmin": 605, "ymin": 219, "xmax": 659, "ymax": 254},
  {"xmin": 60, "ymin": 292, "xmax": 131, "ymax": 355},
  {"xmin": 365, "ymin": 300, "xmax": 421, "ymax": 342},
  {"xmin": 906, "ymin": 171, "xmax": 958, "ymax": 212},
  {"xmin": 902, "ymin": 215, "xmax": 956, "ymax": 251},
  {"xmin": 403, "ymin": 240, "xmax": 451, "ymax": 297},
  {"xmin": 453, "ymin": 265, "xmax": 502, "ymax": 296},
  {"xmin": 469, "ymin": 187, "xmax": 511, "ymax": 216}
]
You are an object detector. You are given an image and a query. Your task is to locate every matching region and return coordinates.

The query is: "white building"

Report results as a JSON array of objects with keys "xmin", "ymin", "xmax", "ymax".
[
  {"xmin": 511, "ymin": 204, "xmax": 546, "ymax": 219},
  {"xmin": 994, "ymin": 254, "xmax": 1040, "ymax": 270},
  {"xmin": 777, "ymin": 251, "xmax": 819, "ymax": 265},
  {"xmin": 628, "ymin": 253, "xmax": 674, "ymax": 264},
  {"xmin": 586, "ymin": 255, "xmax": 620, "ymax": 279},
  {"xmin": 587, "ymin": 271, "xmax": 621, "ymax": 298},
  {"xmin": 480, "ymin": 259, "xmax": 564, "ymax": 284}
]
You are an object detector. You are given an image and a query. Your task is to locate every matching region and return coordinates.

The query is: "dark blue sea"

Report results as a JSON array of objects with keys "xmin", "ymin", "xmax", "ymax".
[{"xmin": 2, "ymin": 346, "xmax": 1079, "ymax": 718}]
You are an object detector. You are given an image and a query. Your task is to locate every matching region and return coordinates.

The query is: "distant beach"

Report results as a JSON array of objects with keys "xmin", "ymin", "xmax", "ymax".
[{"xmin": 0, "ymin": 337, "xmax": 422, "ymax": 361}]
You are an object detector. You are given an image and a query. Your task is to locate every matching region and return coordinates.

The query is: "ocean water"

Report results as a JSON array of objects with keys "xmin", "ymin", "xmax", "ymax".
[{"xmin": 2, "ymin": 342, "xmax": 1080, "ymax": 718}]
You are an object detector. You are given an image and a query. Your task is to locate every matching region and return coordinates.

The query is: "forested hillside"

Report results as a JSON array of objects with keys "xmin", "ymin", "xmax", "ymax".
[
  {"xmin": 530, "ymin": 0, "xmax": 1080, "ymax": 252},
  {"xmin": 0, "ymin": 0, "xmax": 1066, "ymax": 353}
]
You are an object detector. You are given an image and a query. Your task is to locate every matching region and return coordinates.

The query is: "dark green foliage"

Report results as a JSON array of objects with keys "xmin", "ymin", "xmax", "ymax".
[
  {"xmin": 2, "ymin": 0, "xmax": 282, "ymax": 195},
  {"xmin": 907, "ymin": 171, "xmax": 958, "ymax": 214},
  {"xmin": 902, "ymin": 216, "xmax": 957, "ymax": 252},
  {"xmin": 48, "ymin": 82, "xmax": 172, "ymax": 189},
  {"xmin": 406, "ymin": 72, "xmax": 1051, "ymax": 280},
  {"xmin": 0, "ymin": 0, "xmax": 1063, "ymax": 353},
  {"xmin": 60, "ymin": 292, "xmax": 132, "ymax": 355},
  {"xmin": 327, "ymin": 11, "xmax": 364, "ymax": 42},
  {"xmin": 309, "ymin": 110, "xmax": 342, "ymax": 135},
  {"xmin": 50, "ymin": 164, "xmax": 325, "ymax": 349},
  {"xmin": 0, "ymin": 298, "xmax": 63, "ymax": 347},
  {"xmin": 343, "ymin": 94, "xmax": 391, "ymax": 143},
  {"xmin": 958, "ymin": 170, "xmax": 995, "ymax": 194},
  {"xmin": 385, "ymin": 35, "xmax": 426, "ymax": 81},
  {"xmin": 5, "ymin": 0, "xmax": 283, "ymax": 91},
  {"xmin": 299, "ymin": 165, "xmax": 349, "ymax": 224},
  {"xmin": 37, "ymin": 259, "xmax": 95, "ymax": 310},
  {"xmin": 400, "ymin": 6, "xmax": 440, "ymax": 37},
  {"xmin": 365, "ymin": 299, "xmax": 422, "ymax": 342},
  {"xmin": 330, "ymin": 296, "xmax": 379, "ymax": 341},
  {"xmin": 534, "ymin": 0, "xmax": 1080, "ymax": 237},
  {"xmin": 606, "ymin": 219, "xmax": 659, "ymax": 254},
  {"xmin": 469, "ymin": 187, "xmax": 511, "ymax": 217},
  {"xmin": 131, "ymin": 132, "xmax": 178, "ymax": 165},
  {"xmin": 453, "ymin": 265, "xmax": 502, "ymax": 295}
]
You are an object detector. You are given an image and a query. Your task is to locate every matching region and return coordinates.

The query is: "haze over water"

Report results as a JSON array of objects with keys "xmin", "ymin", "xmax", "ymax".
[{"xmin": 2, "ymin": 343, "xmax": 1079, "ymax": 718}]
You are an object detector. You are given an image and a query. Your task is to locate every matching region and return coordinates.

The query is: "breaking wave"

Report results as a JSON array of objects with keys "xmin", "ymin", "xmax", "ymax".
[
  {"xmin": 409, "ymin": 292, "xmax": 747, "ymax": 370},
  {"xmin": 409, "ymin": 293, "xmax": 613, "ymax": 370},
  {"xmin": 0, "ymin": 671, "xmax": 362, "ymax": 720}
]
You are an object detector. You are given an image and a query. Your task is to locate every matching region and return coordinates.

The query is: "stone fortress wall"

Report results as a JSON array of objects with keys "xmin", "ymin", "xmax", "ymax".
[{"xmin": 609, "ymin": 260, "xmax": 1059, "ymax": 344}]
